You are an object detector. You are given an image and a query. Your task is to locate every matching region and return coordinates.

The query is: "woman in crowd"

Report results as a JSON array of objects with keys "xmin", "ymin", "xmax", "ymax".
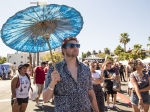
[
  {"xmin": 119, "ymin": 63, "xmax": 126, "ymax": 82},
  {"xmin": 90, "ymin": 64, "xmax": 105, "ymax": 112},
  {"xmin": 126, "ymin": 59, "xmax": 134, "ymax": 96},
  {"xmin": 11, "ymin": 64, "xmax": 31, "ymax": 112},
  {"xmin": 103, "ymin": 60, "xmax": 117, "ymax": 109},
  {"xmin": 26, "ymin": 63, "xmax": 32, "ymax": 77},
  {"xmin": 130, "ymin": 60, "xmax": 150, "ymax": 112}
]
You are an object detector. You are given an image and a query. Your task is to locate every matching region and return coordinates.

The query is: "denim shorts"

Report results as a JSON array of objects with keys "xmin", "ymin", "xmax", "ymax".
[{"xmin": 130, "ymin": 92, "xmax": 150, "ymax": 105}]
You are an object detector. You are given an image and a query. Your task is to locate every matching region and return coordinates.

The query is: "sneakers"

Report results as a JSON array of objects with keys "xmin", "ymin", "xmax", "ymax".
[
  {"xmin": 113, "ymin": 105, "xmax": 117, "ymax": 108},
  {"xmin": 107, "ymin": 105, "xmax": 111, "ymax": 110},
  {"xmin": 35, "ymin": 103, "xmax": 42, "ymax": 106}
]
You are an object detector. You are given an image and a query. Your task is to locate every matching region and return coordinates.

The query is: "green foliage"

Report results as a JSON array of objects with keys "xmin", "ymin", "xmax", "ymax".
[
  {"xmin": 92, "ymin": 50, "xmax": 96, "ymax": 54},
  {"xmin": 82, "ymin": 52, "xmax": 87, "ymax": 59},
  {"xmin": 120, "ymin": 32, "xmax": 130, "ymax": 51},
  {"xmin": 104, "ymin": 48, "xmax": 110, "ymax": 54},
  {"xmin": 98, "ymin": 50, "xmax": 101, "ymax": 54},
  {"xmin": 147, "ymin": 36, "xmax": 150, "ymax": 46},
  {"xmin": 114, "ymin": 45, "xmax": 124, "ymax": 55},
  {"xmin": 97, "ymin": 53, "xmax": 112, "ymax": 60},
  {"xmin": 86, "ymin": 51, "xmax": 91, "ymax": 57},
  {"xmin": 41, "ymin": 52, "xmax": 63, "ymax": 63},
  {"xmin": 0, "ymin": 57, "xmax": 7, "ymax": 64},
  {"xmin": 97, "ymin": 52, "xmax": 106, "ymax": 58},
  {"xmin": 131, "ymin": 44, "xmax": 146, "ymax": 59}
]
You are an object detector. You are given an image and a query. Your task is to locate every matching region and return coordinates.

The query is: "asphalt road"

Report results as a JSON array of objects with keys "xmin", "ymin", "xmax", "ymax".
[{"xmin": 0, "ymin": 79, "xmax": 133, "ymax": 112}]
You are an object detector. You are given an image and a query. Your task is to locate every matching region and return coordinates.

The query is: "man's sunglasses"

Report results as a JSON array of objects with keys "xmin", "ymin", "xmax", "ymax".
[{"xmin": 64, "ymin": 43, "xmax": 80, "ymax": 49}]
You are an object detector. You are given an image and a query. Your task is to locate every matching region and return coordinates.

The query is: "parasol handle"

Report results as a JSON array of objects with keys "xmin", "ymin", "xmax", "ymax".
[{"xmin": 46, "ymin": 38, "xmax": 56, "ymax": 71}]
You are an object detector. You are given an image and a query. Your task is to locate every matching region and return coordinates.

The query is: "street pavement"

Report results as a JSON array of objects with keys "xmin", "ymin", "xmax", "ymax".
[{"xmin": 0, "ymin": 79, "xmax": 133, "ymax": 112}]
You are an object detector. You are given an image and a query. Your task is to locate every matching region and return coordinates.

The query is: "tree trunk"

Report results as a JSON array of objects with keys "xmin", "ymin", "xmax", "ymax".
[
  {"xmin": 37, "ymin": 52, "xmax": 39, "ymax": 66},
  {"xmin": 124, "ymin": 44, "xmax": 126, "ymax": 52},
  {"xmin": 29, "ymin": 53, "xmax": 33, "ymax": 77},
  {"xmin": 33, "ymin": 53, "xmax": 36, "ymax": 67}
]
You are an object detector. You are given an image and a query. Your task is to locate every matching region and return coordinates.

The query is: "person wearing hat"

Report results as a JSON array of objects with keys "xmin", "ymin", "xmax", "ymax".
[
  {"xmin": 11, "ymin": 63, "xmax": 30, "ymax": 112},
  {"xmin": 43, "ymin": 37, "xmax": 99, "ymax": 112},
  {"xmin": 33, "ymin": 61, "xmax": 47, "ymax": 106}
]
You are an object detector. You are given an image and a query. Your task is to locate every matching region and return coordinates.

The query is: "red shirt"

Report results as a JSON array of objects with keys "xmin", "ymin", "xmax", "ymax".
[
  {"xmin": 35, "ymin": 66, "xmax": 45, "ymax": 84},
  {"xmin": 44, "ymin": 67, "xmax": 49, "ymax": 75}
]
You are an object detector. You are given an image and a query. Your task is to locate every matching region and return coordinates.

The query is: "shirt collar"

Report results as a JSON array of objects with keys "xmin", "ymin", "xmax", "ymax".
[{"xmin": 62, "ymin": 58, "xmax": 81, "ymax": 67}]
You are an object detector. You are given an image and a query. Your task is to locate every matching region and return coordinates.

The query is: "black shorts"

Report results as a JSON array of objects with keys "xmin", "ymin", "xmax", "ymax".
[
  {"xmin": 11, "ymin": 97, "xmax": 29, "ymax": 106},
  {"xmin": 105, "ymin": 87, "xmax": 117, "ymax": 94}
]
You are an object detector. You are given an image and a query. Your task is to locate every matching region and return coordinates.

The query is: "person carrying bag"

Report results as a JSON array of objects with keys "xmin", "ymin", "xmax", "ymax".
[{"xmin": 11, "ymin": 64, "xmax": 31, "ymax": 112}]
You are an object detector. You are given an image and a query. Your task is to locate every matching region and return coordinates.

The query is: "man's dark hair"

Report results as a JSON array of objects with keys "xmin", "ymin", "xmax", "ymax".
[
  {"xmin": 41, "ymin": 62, "xmax": 47, "ymax": 65},
  {"xmin": 61, "ymin": 37, "xmax": 78, "ymax": 55}
]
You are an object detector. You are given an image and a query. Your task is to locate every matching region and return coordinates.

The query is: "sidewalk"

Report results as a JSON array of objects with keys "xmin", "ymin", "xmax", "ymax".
[{"xmin": 104, "ymin": 81, "xmax": 132, "ymax": 112}]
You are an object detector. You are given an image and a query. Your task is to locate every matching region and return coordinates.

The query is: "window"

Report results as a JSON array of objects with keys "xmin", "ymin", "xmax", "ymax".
[
  {"xmin": 21, "ymin": 56, "xmax": 23, "ymax": 58},
  {"xmin": 9, "ymin": 56, "xmax": 11, "ymax": 58},
  {"xmin": 14, "ymin": 62, "xmax": 16, "ymax": 64},
  {"xmin": 21, "ymin": 61, "xmax": 23, "ymax": 63}
]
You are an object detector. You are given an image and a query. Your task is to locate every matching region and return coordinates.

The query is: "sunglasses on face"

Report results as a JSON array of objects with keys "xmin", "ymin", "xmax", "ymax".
[
  {"xmin": 65, "ymin": 43, "xmax": 80, "ymax": 49},
  {"xmin": 137, "ymin": 63, "xmax": 143, "ymax": 66},
  {"xmin": 92, "ymin": 65, "xmax": 96, "ymax": 68}
]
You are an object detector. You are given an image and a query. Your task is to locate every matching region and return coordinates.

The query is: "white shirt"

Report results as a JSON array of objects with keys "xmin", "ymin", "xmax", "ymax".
[
  {"xmin": 16, "ymin": 74, "xmax": 30, "ymax": 98},
  {"xmin": 92, "ymin": 72, "xmax": 100, "ymax": 79}
]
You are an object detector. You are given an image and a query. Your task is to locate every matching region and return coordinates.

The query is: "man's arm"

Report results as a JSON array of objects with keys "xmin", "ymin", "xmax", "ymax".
[
  {"xmin": 88, "ymin": 90, "xmax": 99, "ymax": 112},
  {"xmin": 43, "ymin": 67, "xmax": 60, "ymax": 103}
]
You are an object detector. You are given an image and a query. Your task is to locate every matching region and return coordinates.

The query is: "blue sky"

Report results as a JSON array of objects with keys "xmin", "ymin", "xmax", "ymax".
[{"xmin": 0, "ymin": 0, "xmax": 150, "ymax": 57}]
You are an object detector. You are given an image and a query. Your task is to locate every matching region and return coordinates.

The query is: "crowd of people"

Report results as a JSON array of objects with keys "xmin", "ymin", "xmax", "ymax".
[{"xmin": 9, "ymin": 37, "xmax": 150, "ymax": 112}]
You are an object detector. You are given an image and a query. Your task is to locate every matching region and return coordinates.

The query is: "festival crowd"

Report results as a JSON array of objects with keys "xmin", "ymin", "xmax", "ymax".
[{"xmin": 10, "ymin": 37, "xmax": 150, "ymax": 112}]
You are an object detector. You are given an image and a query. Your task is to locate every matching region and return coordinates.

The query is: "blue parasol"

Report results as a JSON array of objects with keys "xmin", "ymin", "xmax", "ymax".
[{"xmin": 1, "ymin": 4, "xmax": 83, "ymax": 67}]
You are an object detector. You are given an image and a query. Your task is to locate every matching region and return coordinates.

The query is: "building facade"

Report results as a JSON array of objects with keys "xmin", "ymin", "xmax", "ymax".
[{"xmin": 7, "ymin": 52, "xmax": 48, "ymax": 66}]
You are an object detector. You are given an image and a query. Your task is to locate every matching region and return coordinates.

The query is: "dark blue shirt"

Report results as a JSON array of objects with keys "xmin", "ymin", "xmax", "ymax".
[{"xmin": 44, "ymin": 60, "xmax": 93, "ymax": 112}]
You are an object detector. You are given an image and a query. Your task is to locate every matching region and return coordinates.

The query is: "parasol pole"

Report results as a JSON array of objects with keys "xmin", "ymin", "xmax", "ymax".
[{"xmin": 45, "ymin": 34, "xmax": 56, "ymax": 70}]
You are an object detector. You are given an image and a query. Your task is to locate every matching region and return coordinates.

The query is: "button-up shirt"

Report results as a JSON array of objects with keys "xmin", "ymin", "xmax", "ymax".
[{"xmin": 44, "ymin": 60, "xmax": 93, "ymax": 112}]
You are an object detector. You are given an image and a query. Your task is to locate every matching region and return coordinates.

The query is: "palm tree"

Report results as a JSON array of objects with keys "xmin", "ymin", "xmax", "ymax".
[
  {"xmin": 98, "ymin": 50, "xmax": 101, "ymax": 54},
  {"xmin": 120, "ymin": 33, "xmax": 130, "ymax": 52},
  {"xmin": 92, "ymin": 50, "xmax": 96, "ymax": 54},
  {"xmin": 132, "ymin": 44, "xmax": 143, "ymax": 58},
  {"xmin": 104, "ymin": 48, "xmax": 110, "ymax": 54},
  {"xmin": 86, "ymin": 51, "xmax": 91, "ymax": 57},
  {"xmin": 147, "ymin": 36, "xmax": 150, "ymax": 46}
]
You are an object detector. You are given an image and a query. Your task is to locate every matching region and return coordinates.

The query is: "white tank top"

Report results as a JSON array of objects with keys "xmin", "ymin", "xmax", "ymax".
[
  {"xmin": 92, "ymin": 72, "xmax": 100, "ymax": 79},
  {"xmin": 16, "ymin": 74, "xmax": 30, "ymax": 98}
]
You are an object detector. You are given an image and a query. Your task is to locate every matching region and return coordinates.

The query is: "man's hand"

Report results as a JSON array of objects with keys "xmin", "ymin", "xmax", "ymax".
[{"xmin": 51, "ymin": 71, "xmax": 60, "ymax": 86}]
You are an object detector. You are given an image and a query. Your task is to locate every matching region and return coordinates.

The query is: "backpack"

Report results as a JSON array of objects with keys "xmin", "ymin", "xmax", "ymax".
[{"xmin": 16, "ymin": 73, "xmax": 32, "ymax": 91}]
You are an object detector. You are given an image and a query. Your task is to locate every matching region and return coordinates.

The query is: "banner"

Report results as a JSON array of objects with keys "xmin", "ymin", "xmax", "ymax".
[{"xmin": 0, "ymin": 64, "xmax": 10, "ymax": 78}]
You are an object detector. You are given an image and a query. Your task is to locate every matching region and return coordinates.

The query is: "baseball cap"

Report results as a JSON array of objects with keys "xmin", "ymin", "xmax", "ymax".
[
  {"xmin": 48, "ymin": 61, "xmax": 52, "ymax": 66},
  {"xmin": 18, "ymin": 63, "xmax": 29, "ymax": 70}
]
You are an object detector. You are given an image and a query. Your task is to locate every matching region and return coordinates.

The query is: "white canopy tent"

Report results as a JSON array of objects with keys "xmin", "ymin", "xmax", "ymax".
[
  {"xmin": 119, "ymin": 60, "xmax": 128, "ymax": 65},
  {"xmin": 142, "ymin": 57, "xmax": 150, "ymax": 64},
  {"xmin": 2, "ymin": 62, "xmax": 14, "ymax": 66}
]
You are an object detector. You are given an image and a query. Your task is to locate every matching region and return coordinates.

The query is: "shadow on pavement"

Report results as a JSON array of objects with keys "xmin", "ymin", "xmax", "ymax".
[
  {"xmin": 119, "ymin": 90, "xmax": 127, "ymax": 94},
  {"xmin": 34, "ymin": 105, "xmax": 54, "ymax": 112},
  {"xmin": 121, "ymin": 84, "xmax": 127, "ymax": 86},
  {"xmin": 111, "ymin": 101, "xmax": 132, "ymax": 112}
]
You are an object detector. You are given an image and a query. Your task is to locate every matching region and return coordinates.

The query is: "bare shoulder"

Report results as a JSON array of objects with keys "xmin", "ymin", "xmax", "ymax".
[{"xmin": 11, "ymin": 75, "xmax": 19, "ymax": 82}]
